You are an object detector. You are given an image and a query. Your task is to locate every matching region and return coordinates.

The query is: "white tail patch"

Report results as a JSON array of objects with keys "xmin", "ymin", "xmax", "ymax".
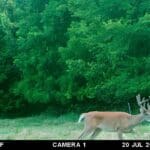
[{"xmin": 78, "ymin": 113, "xmax": 85, "ymax": 123}]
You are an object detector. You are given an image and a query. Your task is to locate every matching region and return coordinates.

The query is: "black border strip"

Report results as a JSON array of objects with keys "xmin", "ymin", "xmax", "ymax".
[{"xmin": 0, "ymin": 140, "xmax": 150, "ymax": 150}]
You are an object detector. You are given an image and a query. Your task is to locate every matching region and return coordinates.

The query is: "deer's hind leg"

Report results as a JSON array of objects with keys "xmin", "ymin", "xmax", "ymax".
[
  {"xmin": 78, "ymin": 127, "xmax": 94, "ymax": 140},
  {"xmin": 90, "ymin": 128, "xmax": 102, "ymax": 139}
]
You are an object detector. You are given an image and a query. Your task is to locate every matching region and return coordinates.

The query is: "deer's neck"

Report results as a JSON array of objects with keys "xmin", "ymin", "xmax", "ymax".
[{"xmin": 129, "ymin": 114, "xmax": 145, "ymax": 127}]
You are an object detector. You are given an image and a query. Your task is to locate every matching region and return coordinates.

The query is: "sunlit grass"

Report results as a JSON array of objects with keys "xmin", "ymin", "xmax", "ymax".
[{"xmin": 0, "ymin": 113, "xmax": 149, "ymax": 140}]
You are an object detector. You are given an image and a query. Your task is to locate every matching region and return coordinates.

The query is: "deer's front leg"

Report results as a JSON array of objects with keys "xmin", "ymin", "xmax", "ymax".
[{"xmin": 117, "ymin": 130, "xmax": 123, "ymax": 140}]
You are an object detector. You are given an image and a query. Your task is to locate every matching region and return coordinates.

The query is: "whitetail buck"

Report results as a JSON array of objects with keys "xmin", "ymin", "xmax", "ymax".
[{"xmin": 78, "ymin": 94, "xmax": 150, "ymax": 140}]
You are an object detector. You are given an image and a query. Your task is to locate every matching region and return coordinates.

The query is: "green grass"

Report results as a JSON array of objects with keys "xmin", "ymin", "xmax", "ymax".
[{"xmin": 0, "ymin": 113, "xmax": 149, "ymax": 140}]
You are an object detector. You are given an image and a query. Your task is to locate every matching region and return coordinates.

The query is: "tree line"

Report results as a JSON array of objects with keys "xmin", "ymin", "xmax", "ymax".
[{"xmin": 0, "ymin": 0, "xmax": 150, "ymax": 115}]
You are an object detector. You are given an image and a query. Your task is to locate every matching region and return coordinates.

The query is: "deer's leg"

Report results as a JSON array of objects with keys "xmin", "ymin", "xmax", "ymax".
[
  {"xmin": 78, "ymin": 128, "xmax": 94, "ymax": 140},
  {"xmin": 90, "ymin": 128, "xmax": 102, "ymax": 139},
  {"xmin": 117, "ymin": 130, "xmax": 123, "ymax": 140}
]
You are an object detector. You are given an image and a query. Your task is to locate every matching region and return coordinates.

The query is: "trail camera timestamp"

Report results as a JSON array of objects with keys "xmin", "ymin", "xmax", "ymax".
[{"xmin": 122, "ymin": 141, "xmax": 150, "ymax": 148}]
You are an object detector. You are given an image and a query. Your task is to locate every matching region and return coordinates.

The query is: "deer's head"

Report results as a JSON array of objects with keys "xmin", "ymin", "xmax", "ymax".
[{"xmin": 136, "ymin": 94, "xmax": 150, "ymax": 121}]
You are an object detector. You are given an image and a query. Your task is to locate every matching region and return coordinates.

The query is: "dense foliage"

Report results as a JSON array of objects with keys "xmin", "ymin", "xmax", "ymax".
[{"xmin": 0, "ymin": 0, "xmax": 150, "ymax": 114}]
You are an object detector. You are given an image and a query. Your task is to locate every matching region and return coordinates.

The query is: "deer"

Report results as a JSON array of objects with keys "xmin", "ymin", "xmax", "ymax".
[{"xmin": 78, "ymin": 94, "xmax": 150, "ymax": 140}]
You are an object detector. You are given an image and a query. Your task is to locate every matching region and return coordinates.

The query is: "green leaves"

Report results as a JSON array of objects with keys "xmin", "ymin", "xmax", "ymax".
[{"xmin": 0, "ymin": 0, "xmax": 150, "ymax": 114}]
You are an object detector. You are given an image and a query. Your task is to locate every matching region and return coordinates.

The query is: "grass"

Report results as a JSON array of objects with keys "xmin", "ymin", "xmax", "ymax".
[{"xmin": 0, "ymin": 113, "xmax": 149, "ymax": 140}]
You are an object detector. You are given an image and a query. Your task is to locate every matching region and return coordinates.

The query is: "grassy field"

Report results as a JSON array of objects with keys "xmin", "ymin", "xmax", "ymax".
[{"xmin": 0, "ymin": 113, "xmax": 149, "ymax": 140}]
